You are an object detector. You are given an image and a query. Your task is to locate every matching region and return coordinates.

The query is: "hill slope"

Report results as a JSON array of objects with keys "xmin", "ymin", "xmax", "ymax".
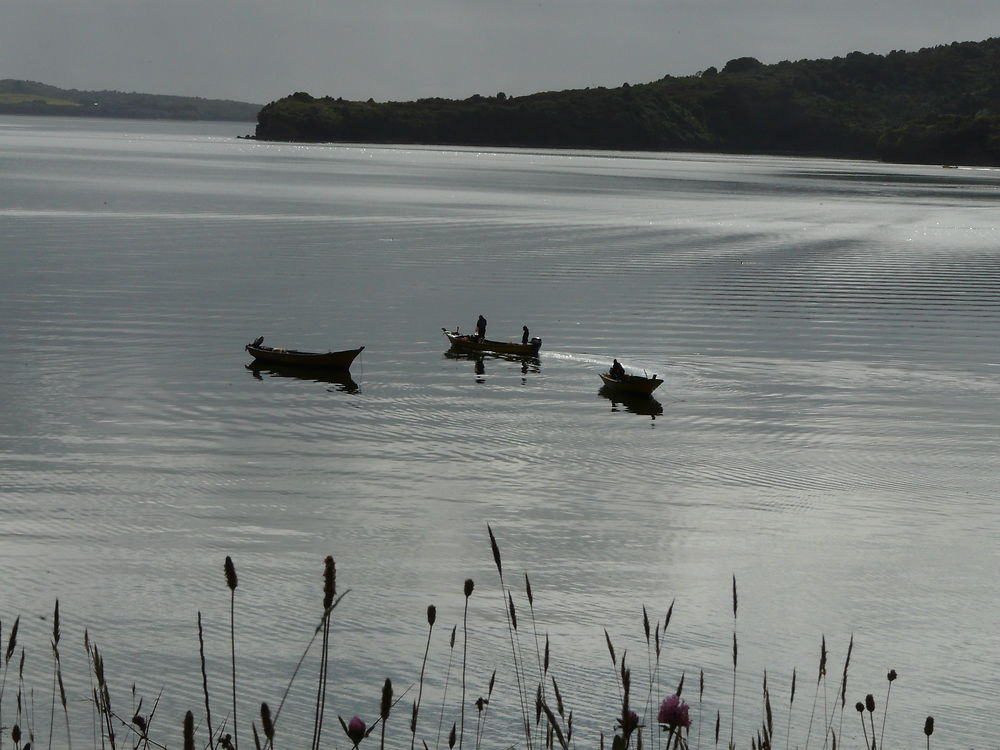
[
  {"xmin": 255, "ymin": 38, "xmax": 1000, "ymax": 166},
  {"xmin": 0, "ymin": 80, "xmax": 260, "ymax": 122}
]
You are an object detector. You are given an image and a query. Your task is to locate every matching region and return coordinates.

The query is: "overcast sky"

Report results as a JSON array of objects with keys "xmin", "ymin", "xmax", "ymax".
[{"xmin": 3, "ymin": 0, "xmax": 999, "ymax": 105}]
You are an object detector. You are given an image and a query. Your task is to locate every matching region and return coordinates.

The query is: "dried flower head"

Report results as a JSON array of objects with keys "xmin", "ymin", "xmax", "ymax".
[
  {"xmin": 855, "ymin": 702, "xmax": 865, "ymax": 713},
  {"xmin": 923, "ymin": 716, "xmax": 934, "ymax": 736},
  {"xmin": 427, "ymin": 604, "xmax": 436, "ymax": 626},
  {"xmin": 464, "ymin": 578, "xmax": 474, "ymax": 597},
  {"xmin": 865, "ymin": 694, "xmax": 875, "ymax": 713},
  {"xmin": 887, "ymin": 669, "xmax": 897, "ymax": 682}
]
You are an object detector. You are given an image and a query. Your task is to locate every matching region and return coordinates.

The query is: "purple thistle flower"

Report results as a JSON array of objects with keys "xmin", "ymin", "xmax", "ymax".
[
  {"xmin": 658, "ymin": 694, "xmax": 691, "ymax": 730},
  {"xmin": 347, "ymin": 715, "xmax": 366, "ymax": 746}
]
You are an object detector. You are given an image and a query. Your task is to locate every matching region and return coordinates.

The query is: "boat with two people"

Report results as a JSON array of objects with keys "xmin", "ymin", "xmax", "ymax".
[
  {"xmin": 245, "ymin": 336, "xmax": 364, "ymax": 370},
  {"xmin": 442, "ymin": 327, "xmax": 542, "ymax": 356}
]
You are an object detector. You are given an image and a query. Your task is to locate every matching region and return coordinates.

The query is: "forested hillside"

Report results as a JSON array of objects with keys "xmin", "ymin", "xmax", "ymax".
[
  {"xmin": 0, "ymin": 80, "xmax": 260, "ymax": 121},
  {"xmin": 255, "ymin": 38, "xmax": 1000, "ymax": 166}
]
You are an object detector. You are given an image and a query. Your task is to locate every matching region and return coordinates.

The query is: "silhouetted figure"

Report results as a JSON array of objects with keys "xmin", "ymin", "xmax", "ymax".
[
  {"xmin": 476, "ymin": 314, "xmax": 487, "ymax": 342},
  {"xmin": 610, "ymin": 359, "xmax": 625, "ymax": 379},
  {"xmin": 522, "ymin": 325, "xmax": 530, "ymax": 345}
]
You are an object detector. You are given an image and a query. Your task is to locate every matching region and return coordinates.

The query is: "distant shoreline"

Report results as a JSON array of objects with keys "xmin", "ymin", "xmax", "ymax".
[{"xmin": 0, "ymin": 79, "xmax": 261, "ymax": 122}]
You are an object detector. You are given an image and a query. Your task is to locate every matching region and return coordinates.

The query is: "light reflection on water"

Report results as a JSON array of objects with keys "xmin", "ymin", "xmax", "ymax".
[{"xmin": 0, "ymin": 116, "xmax": 998, "ymax": 749}]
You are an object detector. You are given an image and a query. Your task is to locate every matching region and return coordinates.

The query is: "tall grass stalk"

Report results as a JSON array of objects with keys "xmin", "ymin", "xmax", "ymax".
[
  {"xmin": 48, "ymin": 600, "xmax": 70, "ymax": 750},
  {"xmin": 224, "ymin": 556, "xmax": 239, "ymax": 750},
  {"xmin": 473, "ymin": 669, "xmax": 495, "ymax": 750},
  {"xmin": 879, "ymin": 670, "xmax": 897, "ymax": 750},
  {"xmin": 784, "ymin": 669, "xmax": 795, "ymax": 750},
  {"xmin": 380, "ymin": 679, "xmax": 393, "ymax": 750},
  {"xmin": 486, "ymin": 525, "xmax": 531, "ymax": 750},
  {"xmin": 198, "ymin": 612, "xmax": 216, "ymax": 750},
  {"xmin": 730, "ymin": 576, "xmax": 737, "ymax": 750},
  {"xmin": 804, "ymin": 635, "xmax": 827, "ymax": 750},
  {"xmin": 434, "ymin": 625, "xmax": 457, "ymax": 750},
  {"xmin": 829, "ymin": 636, "xmax": 853, "ymax": 746},
  {"xmin": 311, "ymin": 556, "xmax": 337, "ymax": 750},
  {"xmin": 184, "ymin": 710, "xmax": 195, "ymax": 750},
  {"xmin": 411, "ymin": 604, "xmax": 436, "ymax": 750},
  {"xmin": 1, "ymin": 616, "xmax": 20, "ymax": 750},
  {"xmin": 460, "ymin": 579, "xmax": 473, "ymax": 750}
]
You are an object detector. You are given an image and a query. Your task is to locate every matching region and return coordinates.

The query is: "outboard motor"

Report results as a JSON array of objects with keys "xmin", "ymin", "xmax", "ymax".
[{"xmin": 530, "ymin": 337, "xmax": 542, "ymax": 347}]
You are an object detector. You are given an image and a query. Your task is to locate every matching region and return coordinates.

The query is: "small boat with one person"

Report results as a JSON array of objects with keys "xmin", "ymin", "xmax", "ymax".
[
  {"xmin": 599, "ymin": 360, "xmax": 663, "ymax": 395},
  {"xmin": 245, "ymin": 336, "xmax": 364, "ymax": 370}
]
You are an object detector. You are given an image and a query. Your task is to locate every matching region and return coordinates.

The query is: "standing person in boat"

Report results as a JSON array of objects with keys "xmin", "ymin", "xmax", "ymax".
[
  {"xmin": 476, "ymin": 314, "xmax": 488, "ymax": 342},
  {"xmin": 610, "ymin": 359, "xmax": 625, "ymax": 379},
  {"xmin": 522, "ymin": 325, "xmax": 530, "ymax": 345}
]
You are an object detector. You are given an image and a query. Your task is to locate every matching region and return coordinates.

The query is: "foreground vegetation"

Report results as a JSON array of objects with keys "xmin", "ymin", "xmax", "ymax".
[
  {"xmin": 1, "ymin": 527, "xmax": 939, "ymax": 750},
  {"xmin": 0, "ymin": 80, "xmax": 260, "ymax": 121},
  {"xmin": 255, "ymin": 37, "xmax": 1000, "ymax": 166}
]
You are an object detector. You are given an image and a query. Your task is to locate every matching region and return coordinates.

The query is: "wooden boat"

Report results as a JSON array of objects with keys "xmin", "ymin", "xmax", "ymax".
[
  {"xmin": 599, "ymin": 371, "xmax": 664, "ymax": 395},
  {"xmin": 442, "ymin": 328, "xmax": 541, "ymax": 356},
  {"xmin": 245, "ymin": 336, "xmax": 364, "ymax": 369}
]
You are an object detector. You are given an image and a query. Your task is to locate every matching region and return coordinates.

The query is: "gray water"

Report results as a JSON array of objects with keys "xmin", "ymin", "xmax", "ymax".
[{"xmin": 1, "ymin": 115, "xmax": 998, "ymax": 749}]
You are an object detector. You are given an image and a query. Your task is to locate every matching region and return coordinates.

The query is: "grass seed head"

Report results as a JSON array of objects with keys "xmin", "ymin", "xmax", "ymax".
[
  {"xmin": 323, "ymin": 556, "xmax": 336, "ymax": 610},
  {"xmin": 380, "ymin": 678, "xmax": 393, "ymax": 721},
  {"xmin": 224, "ymin": 556, "xmax": 238, "ymax": 591}
]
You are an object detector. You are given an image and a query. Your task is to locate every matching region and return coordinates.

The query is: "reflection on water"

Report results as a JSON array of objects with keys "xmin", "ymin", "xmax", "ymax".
[
  {"xmin": 598, "ymin": 387, "xmax": 664, "ymax": 419},
  {"xmin": 246, "ymin": 363, "xmax": 360, "ymax": 393},
  {"xmin": 443, "ymin": 349, "xmax": 542, "ymax": 380}
]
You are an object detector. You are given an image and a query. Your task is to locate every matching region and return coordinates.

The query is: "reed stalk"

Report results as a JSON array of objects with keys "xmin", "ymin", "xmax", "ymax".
[
  {"xmin": 730, "ymin": 576, "xmax": 737, "ymax": 750},
  {"xmin": 784, "ymin": 669, "xmax": 795, "ymax": 750},
  {"xmin": 198, "ymin": 612, "xmax": 216, "ymax": 750},
  {"xmin": 804, "ymin": 635, "xmax": 827, "ymax": 750},
  {"xmin": 879, "ymin": 670, "xmax": 896, "ymax": 750},
  {"xmin": 487, "ymin": 525, "xmax": 531, "ymax": 749},
  {"xmin": 434, "ymin": 625, "xmax": 457, "ymax": 750},
  {"xmin": 830, "ymin": 636, "xmax": 852, "ymax": 746},
  {"xmin": 1, "ymin": 616, "xmax": 20, "ymax": 750},
  {"xmin": 311, "ymin": 556, "xmax": 336, "ymax": 750},
  {"xmin": 224, "ymin": 556, "xmax": 239, "ymax": 750},
  {"xmin": 473, "ymin": 669, "xmax": 495, "ymax": 750},
  {"xmin": 865, "ymin": 694, "xmax": 876, "ymax": 750},
  {"xmin": 184, "ymin": 710, "xmax": 195, "ymax": 750},
  {"xmin": 380, "ymin": 678, "xmax": 393, "ymax": 750},
  {"xmin": 411, "ymin": 604, "xmax": 436, "ymax": 750},
  {"xmin": 460, "ymin": 579, "xmax": 473, "ymax": 750}
]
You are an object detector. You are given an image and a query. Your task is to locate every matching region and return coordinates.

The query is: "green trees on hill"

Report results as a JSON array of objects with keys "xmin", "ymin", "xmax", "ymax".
[
  {"xmin": 255, "ymin": 38, "xmax": 1000, "ymax": 166},
  {"xmin": 0, "ymin": 79, "xmax": 260, "ymax": 121}
]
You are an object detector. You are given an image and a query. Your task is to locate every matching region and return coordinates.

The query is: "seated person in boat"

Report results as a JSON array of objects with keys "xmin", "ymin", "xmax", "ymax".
[
  {"xmin": 610, "ymin": 359, "xmax": 626, "ymax": 379},
  {"xmin": 476, "ymin": 314, "xmax": 487, "ymax": 342}
]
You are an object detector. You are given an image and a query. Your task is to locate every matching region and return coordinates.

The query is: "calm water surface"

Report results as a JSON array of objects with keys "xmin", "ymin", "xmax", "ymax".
[{"xmin": 1, "ymin": 116, "xmax": 998, "ymax": 749}]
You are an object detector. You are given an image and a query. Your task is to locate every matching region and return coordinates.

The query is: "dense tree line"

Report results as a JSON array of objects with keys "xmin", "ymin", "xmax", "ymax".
[
  {"xmin": 0, "ymin": 79, "xmax": 260, "ymax": 122},
  {"xmin": 255, "ymin": 38, "xmax": 1000, "ymax": 166}
]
